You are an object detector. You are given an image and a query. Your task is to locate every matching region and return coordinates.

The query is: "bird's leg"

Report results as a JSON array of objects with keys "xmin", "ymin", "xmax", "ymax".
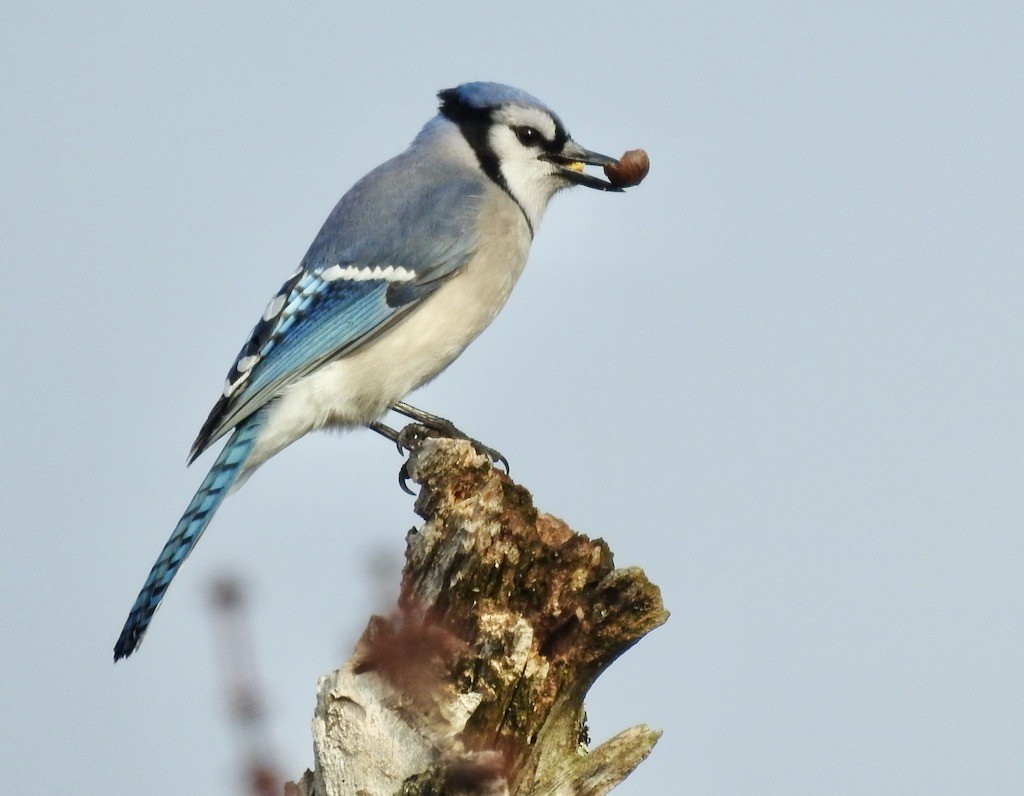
[
  {"xmin": 368, "ymin": 421, "xmax": 417, "ymax": 494},
  {"xmin": 369, "ymin": 418, "xmax": 441, "ymax": 458},
  {"xmin": 369, "ymin": 420, "xmax": 404, "ymax": 454},
  {"xmin": 390, "ymin": 402, "xmax": 509, "ymax": 472}
]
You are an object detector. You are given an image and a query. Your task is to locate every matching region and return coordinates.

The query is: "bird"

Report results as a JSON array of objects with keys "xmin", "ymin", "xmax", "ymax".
[{"xmin": 114, "ymin": 81, "xmax": 629, "ymax": 661}]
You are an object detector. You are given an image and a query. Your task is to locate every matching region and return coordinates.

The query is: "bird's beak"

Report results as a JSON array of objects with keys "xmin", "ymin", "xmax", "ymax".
[{"xmin": 542, "ymin": 140, "xmax": 624, "ymax": 192}]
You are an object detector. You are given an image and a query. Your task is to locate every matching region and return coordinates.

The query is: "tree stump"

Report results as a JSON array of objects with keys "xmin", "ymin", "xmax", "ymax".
[{"xmin": 289, "ymin": 434, "xmax": 668, "ymax": 795}]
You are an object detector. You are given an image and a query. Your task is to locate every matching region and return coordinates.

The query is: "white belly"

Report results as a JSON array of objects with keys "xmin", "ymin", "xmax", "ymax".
[{"xmin": 246, "ymin": 192, "xmax": 533, "ymax": 469}]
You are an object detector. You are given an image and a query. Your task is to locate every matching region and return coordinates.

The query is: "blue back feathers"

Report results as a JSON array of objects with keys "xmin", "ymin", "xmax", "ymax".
[{"xmin": 190, "ymin": 141, "xmax": 486, "ymax": 461}]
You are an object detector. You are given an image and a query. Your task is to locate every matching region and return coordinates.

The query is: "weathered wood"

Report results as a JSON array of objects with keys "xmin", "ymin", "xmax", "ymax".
[{"xmin": 290, "ymin": 434, "xmax": 668, "ymax": 795}]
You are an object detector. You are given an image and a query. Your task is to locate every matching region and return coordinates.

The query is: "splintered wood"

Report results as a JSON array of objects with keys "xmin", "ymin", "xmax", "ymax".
[{"xmin": 291, "ymin": 435, "xmax": 668, "ymax": 796}]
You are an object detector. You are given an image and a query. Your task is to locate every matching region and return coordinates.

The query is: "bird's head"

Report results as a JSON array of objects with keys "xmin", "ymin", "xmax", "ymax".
[{"xmin": 438, "ymin": 82, "xmax": 622, "ymax": 228}]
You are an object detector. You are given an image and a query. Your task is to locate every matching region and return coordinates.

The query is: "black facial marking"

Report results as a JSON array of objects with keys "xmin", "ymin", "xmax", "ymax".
[
  {"xmin": 547, "ymin": 122, "xmax": 570, "ymax": 154},
  {"xmin": 438, "ymin": 89, "xmax": 507, "ymax": 192},
  {"xmin": 437, "ymin": 89, "xmax": 535, "ymax": 236}
]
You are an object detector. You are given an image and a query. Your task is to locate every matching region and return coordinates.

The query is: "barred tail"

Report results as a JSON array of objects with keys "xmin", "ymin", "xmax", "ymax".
[{"xmin": 113, "ymin": 413, "xmax": 265, "ymax": 660}]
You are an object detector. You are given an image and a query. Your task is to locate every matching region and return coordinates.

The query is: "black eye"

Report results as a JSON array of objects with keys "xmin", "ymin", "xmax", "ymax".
[{"xmin": 513, "ymin": 126, "xmax": 542, "ymax": 146}]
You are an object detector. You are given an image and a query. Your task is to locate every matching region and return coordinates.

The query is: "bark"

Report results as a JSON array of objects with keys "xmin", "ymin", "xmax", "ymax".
[{"xmin": 289, "ymin": 433, "xmax": 668, "ymax": 795}]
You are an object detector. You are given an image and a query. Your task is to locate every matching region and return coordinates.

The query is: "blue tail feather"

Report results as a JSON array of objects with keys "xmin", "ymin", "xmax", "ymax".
[{"xmin": 113, "ymin": 412, "xmax": 266, "ymax": 660}]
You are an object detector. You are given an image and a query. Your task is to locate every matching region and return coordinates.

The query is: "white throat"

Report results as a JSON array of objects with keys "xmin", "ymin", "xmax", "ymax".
[{"xmin": 486, "ymin": 123, "xmax": 566, "ymax": 232}]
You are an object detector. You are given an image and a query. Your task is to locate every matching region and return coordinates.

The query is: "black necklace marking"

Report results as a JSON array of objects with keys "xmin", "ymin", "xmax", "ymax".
[{"xmin": 438, "ymin": 90, "xmax": 535, "ymax": 238}]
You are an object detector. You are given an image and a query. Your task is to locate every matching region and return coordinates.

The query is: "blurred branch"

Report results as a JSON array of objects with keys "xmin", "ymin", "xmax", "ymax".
[
  {"xmin": 209, "ymin": 576, "xmax": 282, "ymax": 796},
  {"xmin": 289, "ymin": 434, "xmax": 668, "ymax": 795}
]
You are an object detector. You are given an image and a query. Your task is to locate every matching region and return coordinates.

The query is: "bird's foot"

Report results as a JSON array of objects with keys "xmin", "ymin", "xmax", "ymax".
[
  {"xmin": 371, "ymin": 409, "xmax": 509, "ymax": 495},
  {"xmin": 390, "ymin": 402, "xmax": 509, "ymax": 472},
  {"xmin": 395, "ymin": 420, "xmax": 509, "ymax": 474},
  {"xmin": 395, "ymin": 423, "xmax": 509, "ymax": 495}
]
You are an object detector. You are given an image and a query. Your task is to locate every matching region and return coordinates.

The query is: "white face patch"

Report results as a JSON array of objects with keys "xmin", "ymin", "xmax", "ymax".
[
  {"xmin": 488, "ymin": 128, "xmax": 565, "ymax": 230},
  {"xmin": 320, "ymin": 264, "xmax": 416, "ymax": 283},
  {"xmin": 491, "ymin": 105, "xmax": 558, "ymax": 141},
  {"xmin": 484, "ymin": 103, "xmax": 572, "ymax": 229}
]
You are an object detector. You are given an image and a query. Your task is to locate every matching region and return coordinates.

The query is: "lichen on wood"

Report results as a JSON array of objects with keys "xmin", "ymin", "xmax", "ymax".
[{"xmin": 290, "ymin": 433, "xmax": 668, "ymax": 795}]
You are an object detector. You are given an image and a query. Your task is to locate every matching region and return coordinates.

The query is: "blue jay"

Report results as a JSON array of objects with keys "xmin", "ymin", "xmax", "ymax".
[{"xmin": 114, "ymin": 82, "xmax": 630, "ymax": 660}]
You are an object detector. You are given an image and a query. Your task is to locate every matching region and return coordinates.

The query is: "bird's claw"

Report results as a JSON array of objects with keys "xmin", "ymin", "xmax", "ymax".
[
  {"xmin": 394, "ymin": 422, "xmax": 509, "ymax": 475},
  {"xmin": 398, "ymin": 461, "xmax": 416, "ymax": 495},
  {"xmin": 472, "ymin": 440, "xmax": 509, "ymax": 473},
  {"xmin": 375, "ymin": 409, "xmax": 510, "ymax": 494}
]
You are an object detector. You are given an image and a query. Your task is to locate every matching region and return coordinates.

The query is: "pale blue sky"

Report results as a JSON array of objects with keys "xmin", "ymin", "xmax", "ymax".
[{"xmin": 3, "ymin": 3, "xmax": 1023, "ymax": 793}]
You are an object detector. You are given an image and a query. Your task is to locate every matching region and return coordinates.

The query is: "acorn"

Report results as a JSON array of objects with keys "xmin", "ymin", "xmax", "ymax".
[{"xmin": 604, "ymin": 148, "xmax": 650, "ymax": 188}]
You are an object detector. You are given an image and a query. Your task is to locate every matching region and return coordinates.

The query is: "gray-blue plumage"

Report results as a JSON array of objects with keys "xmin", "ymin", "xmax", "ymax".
[
  {"xmin": 114, "ymin": 81, "xmax": 626, "ymax": 660},
  {"xmin": 191, "ymin": 144, "xmax": 486, "ymax": 461}
]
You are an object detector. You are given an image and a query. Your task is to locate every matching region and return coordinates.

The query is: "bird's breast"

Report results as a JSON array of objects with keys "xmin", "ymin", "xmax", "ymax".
[
  {"xmin": 250, "ymin": 189, "xmax": 533, "ymax": 465},
  {"xmin": 338, "ymin": 191, "xmax": 534, "ymax": 412}
]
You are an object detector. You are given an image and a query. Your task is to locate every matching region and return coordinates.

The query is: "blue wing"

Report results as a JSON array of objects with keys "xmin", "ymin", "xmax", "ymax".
[{"xmin": 189, "ymin": 155, "xmax": 484, "ymax": 462}]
